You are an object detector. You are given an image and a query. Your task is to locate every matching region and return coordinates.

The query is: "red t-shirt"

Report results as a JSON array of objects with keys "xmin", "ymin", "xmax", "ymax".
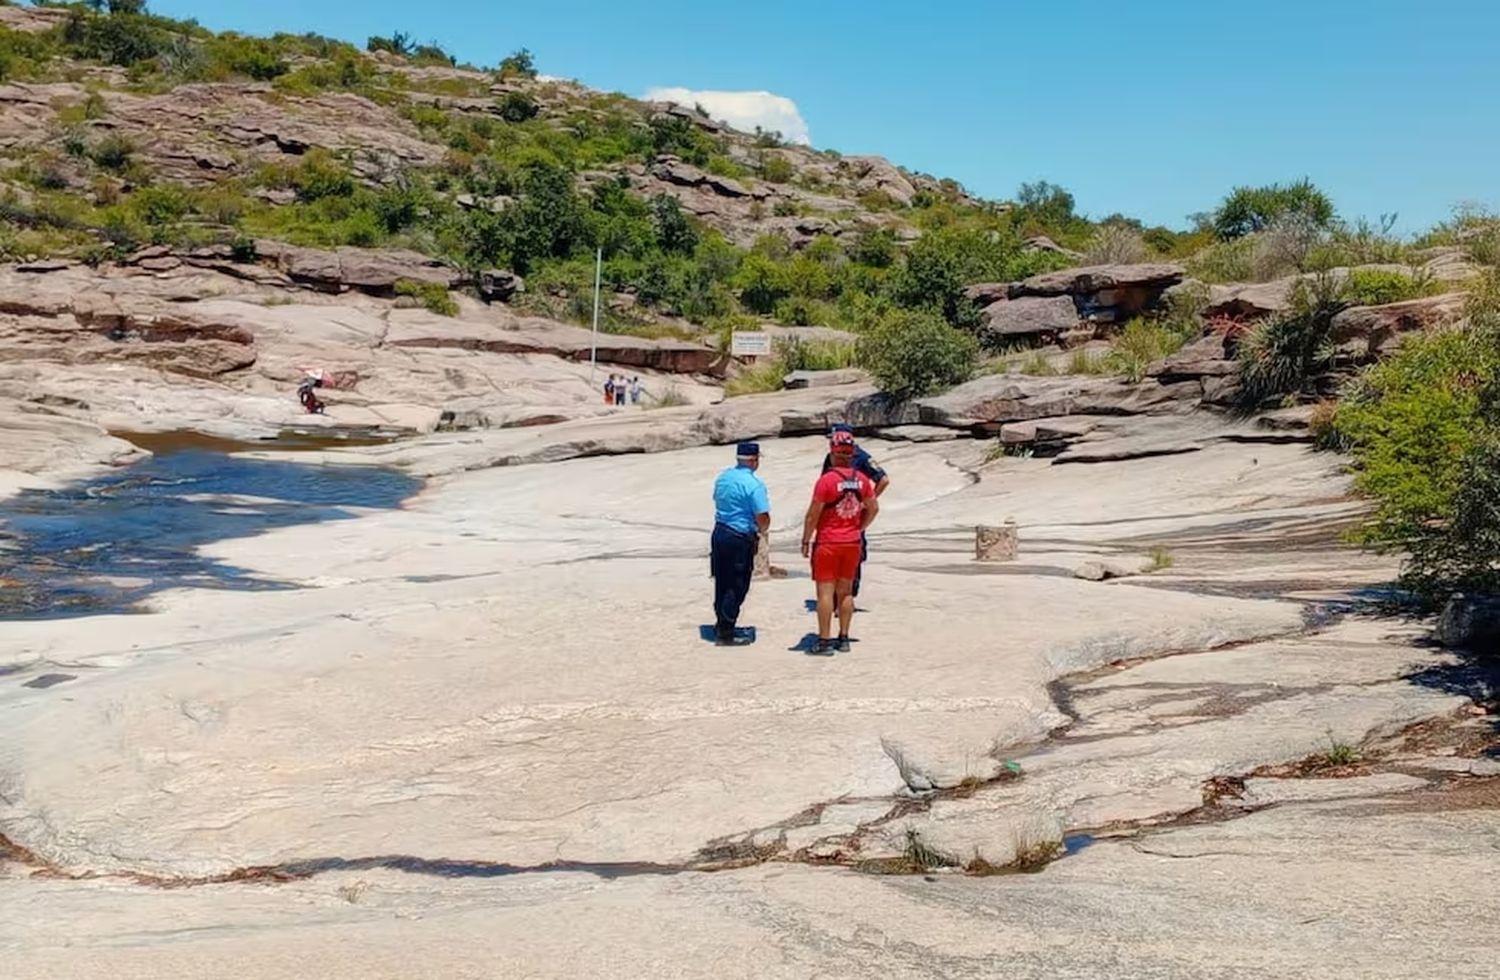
[{"xmin": 813, "ymin": 467, "xmax": 875, "ymax": 545}]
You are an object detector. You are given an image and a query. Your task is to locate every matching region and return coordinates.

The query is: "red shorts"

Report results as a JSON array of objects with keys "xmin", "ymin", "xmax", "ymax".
[{"xmin": 812, "ymin": 541, "xmax": 862, "ymax": 583}]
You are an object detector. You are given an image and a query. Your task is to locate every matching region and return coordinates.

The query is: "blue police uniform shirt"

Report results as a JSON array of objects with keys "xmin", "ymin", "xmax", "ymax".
[
  {"xmin": 713, "ymin": 465, "xmax": 770, "ymax": 534},
  {"xmin": 821, "ymin": 447, "xmax": 886, "ymax": 484}
]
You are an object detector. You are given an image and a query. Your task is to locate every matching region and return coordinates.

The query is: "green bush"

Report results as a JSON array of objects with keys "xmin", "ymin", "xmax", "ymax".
[
  {"xmin": 208, "ymin": 35, "xmax": 288, "ymax": 80},
  {"xmin": 857, "ymin": 309, "xmax": 978, "ymax": 396},
  {"xmin": 760, "ymin": 154, "xmax": 794, "ymax": 183},
  {"xmin": 1105, "ymin": 319, "xmax": 1192, "ymax": 383},
  {"xmin": 59, "ymin": 9, "xmax": 167, "ymax": 67},
  {"xmin": 394, "ymin": 278, "xmax": 459, "ymax": 315},
  {"xmin": 367, "ymin": 31, "xmax": 413, "ymax": 57},
  {"xmin": 1341, "ymin": 268, "xmax": 1438, "ymax": 306},
  {"xmin": 290, "ymin": 149, "xmax": 356, "ymax": 201},
  {"xmin": 1211, "ymin": 179, "xmax": 1335, "ymax": 241},
  {"xmin": 87, "ymin": 133, "xmax": 134, "ymax": 171},
  {"xmin": 497, "ymin": 47, "xmax": 536, "ymax": 78},
  {"xmin": 497, "ymin": 90, "xmax": 538, "ymax": 123},
  {"xmin": 1334, "ymin": 284, "xmax": 1500, "ymax": 602},
  {"xmin": 777, "ymin": 336, "xmax": 856, "ymax": 372},
  {"xmin": 1236, "ymin": 273, "xmax": 1347, "ymax": 407}
]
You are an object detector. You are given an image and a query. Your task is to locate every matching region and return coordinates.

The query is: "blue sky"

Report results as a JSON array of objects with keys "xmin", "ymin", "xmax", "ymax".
[{"xmin": 147, "ymin": 0, "xmax": 1500, "ymax": 232}]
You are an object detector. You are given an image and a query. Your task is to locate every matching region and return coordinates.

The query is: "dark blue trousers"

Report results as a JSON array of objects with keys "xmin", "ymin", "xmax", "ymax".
[{"xmin": 711, "ymin": 523, "xmax": 757, "ymax": 636}]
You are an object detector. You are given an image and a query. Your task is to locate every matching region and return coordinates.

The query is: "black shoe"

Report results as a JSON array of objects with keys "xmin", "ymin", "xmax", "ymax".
[
  {"xmin": 836, "ymin": 635, "xmax": 851, "ymax": 653},
  {"xmin": 809, "ymin": 638, "xmax": 836, "ymax": 656},
  {"xmin": 716, "ymin": 632, "xmax": 752, "ymax": 647}
]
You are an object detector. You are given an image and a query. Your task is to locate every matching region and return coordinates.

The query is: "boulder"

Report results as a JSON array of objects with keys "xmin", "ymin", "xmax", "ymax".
[
  {"xmin": 384, "ymin": 312, "xmax": 724, "ymax": 375},
  {"xmin": 783, "ymin": 368, "xmax": 866, "ymax": 390},
  {"xmin": 842, "ymin": 156, "xmax": 917, "ymax": 207},
  {"xmin": 1011, "ymin": 263, "xmax": 1185, "ymax": 299},
  {"xmin": 650, "ymin": 156, "xmax": 764, "ymax": 200},
  {"xmin": 1436, "ymin": 595, "xmax": 1500, "ymax": 653},
  {"xmin": 478, "ymin": 269, "xmax": 525, "ymax": 303},
  {"xmin": 914, "ymin": 375, "xmax": 1195, "ymax": 430},
  {"xmin": 977, "ymin": 295, "xmax": 1079, "ymax": 340},
  {"xmin": 963, "ymin": 282, "xmax": 1010, "ymax": 306},
  {"xmin": 1147, "ymin": 333, "xmax": 1237, "ymax": 381},
  {"xmin": 998, "ymin": 416, "xmax": 1099, "ymax": 445},
  {"xmin": 255, "ymin": 242, "xmax": 463, "ymax": 295},
  {"xmin": 1073, "ymin": 560, "xmax": 1140, "ymax": 582},
  {"xmin": 1414, "ymin": 246, "xmax": 1481, "ymax": 284},
  {"xmin": 1329, "ymin": 292, "xmax": 1468, "ymax": 352}
]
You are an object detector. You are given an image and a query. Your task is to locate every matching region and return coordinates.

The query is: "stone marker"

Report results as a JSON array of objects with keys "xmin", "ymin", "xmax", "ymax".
[{"xmin": 975, "ymin": 520, "xmax": 1018, "ymax": 561}]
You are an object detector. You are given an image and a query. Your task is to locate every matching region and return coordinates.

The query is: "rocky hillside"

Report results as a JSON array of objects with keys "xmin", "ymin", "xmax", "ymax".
[{"xmin": 0, "ymin": 0, "xmax": 1495, "ymax": 503}]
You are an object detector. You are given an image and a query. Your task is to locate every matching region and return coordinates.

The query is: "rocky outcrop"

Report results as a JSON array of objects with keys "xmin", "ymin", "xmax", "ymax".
[
  {"xmin": 976, "ymin": 295, "xmax": 1079, "ymax": 342},
  {"xmin": 650, "ymin": 156, "xmax": 767, "ymax": 201},
  {"xmin": 1147, "ymin": 333, "xmax": 1238, "ymax": 383},
  {"xmin": 1011, "ymin": 262, "xmax": 1185, "ymax": 300},
  {"xmin": 478, "ymin": 269, "xmax": 525, "ymax": 303},
  {"xmin": 254, "ymin": 242, "xmax": 463, "ymax": 295},
  {"xmin": 782, "ymin": 368, "xmax": 866, "ymax": 390},
  {"xmin": 964, "ymin": 264, "xmax": 1187, "ymax": 344},
  {"xmin": 841, "ymin": 156, "xmax": 917, "ymax": 206},
  {"xmin": 384, "ymin": 312, "xmax": 724, "ymax": 374},
  {"xmin": 912, "ymin": 374, "xmax": 1199, "ymax": 432},
  {"xmin": 1330, "ymin": 292, "xmax": 1468, "ymax": 354}
]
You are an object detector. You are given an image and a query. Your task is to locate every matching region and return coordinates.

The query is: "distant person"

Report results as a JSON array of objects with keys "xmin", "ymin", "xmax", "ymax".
[
  {"xmin": 603, "ymin": 375, "xmax": 615, "ymax": 405},
  {"xmin": 614, "ymin": 374, "xmax": 628, "ymax": 406},
  {"xmin": 710, "ymin": 442, "xmax": 770, "ymax": 647},
  {"xmin": 297, "ymin": 373, "xmax": 325, "ymax": 414},
  {"xmin": 630, "ymin": 377, "xmax": 644, "ymax": 405},
  {"xmin": 819, "ymin": 423, "xmax": 889, "ymax": 601},
  {"xmin": 802, "ymin": 429, "xmax": 879, "ymax": 654}
]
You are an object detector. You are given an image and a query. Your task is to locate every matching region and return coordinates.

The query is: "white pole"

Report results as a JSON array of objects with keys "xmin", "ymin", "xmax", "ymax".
[{"xmin": 590, "ymin": 246, "xmax": 602, "ymax": 385}]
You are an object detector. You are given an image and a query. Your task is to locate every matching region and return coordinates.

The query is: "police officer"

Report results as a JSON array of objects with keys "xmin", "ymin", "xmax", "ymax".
[
  {"xmin": 710, "ymin": 442, "xmax": 770, "ymax": 647},
  {"xmin": 820, "ymin": 424, "xmax": 889, "ymax": 598}
]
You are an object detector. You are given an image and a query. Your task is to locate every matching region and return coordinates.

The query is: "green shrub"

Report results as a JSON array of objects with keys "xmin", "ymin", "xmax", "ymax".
[
  {"xmin": 1237, "ymin": 274, "xmax": 1347, "ymax": 406},
  {"xmin": 128, "ymin": 183, "xmax": 189, "ymax": 226},
  {"xmin": 724, "ymin": 357, "xmax": 787, "ymax": 397},
  {"xmin": 394, "ymin": 278, "xmax": 459, "ymax": 315},
  {"xmin": 760, "ymin": 154, "xmax": 794, "ymax": 183},
  {"xmin": 1020, "ymin": 350, "xmax": 1058, "ymax": 376},
  {"xmin": 1342, "ymin": 268, "xmax": 1438, "ymax": 306},
  {"xmin": 87, "ymin": 133, "xmax": 134, "ymax": 171},
  {"xmin": 649, "ymin": 193, "xmax": 696, "ymax": 254},
  {"xmin": 776, "ymin": 336, "xmax": 856, "ymax": 372},
  {"xmin": 1106, "ymin": 319, "xmax": 1191, "ymax": 383},
  {"xmin": 497, "ymin": 47, "xmax": 536, "ymax": 78},
  {"xmin": 209, "ymin": 35, "xmax": 288, "ymax": 80},
  {"xmin": 1333, "ymin": 282, "xmax": 1500, "ymax": 603},
  {"xmin": 290, "ymin": 149, "xmax": 356, "ymax": 201},
  {"xmin": 1211, "ymin": 179, "xmax": 1335, "ymax": 241},
  {"xmin": 705, "ymin": 155, "xmax": 748, "ymax": 180},
  {"xmin": 857, "ymin": 309, "xmax": 978, "ymax": 396},
  {"xmin": 497, "ymin": 90, "xmax": 538, "ymax": 123},
  {"xmin": 367, "ymin": 31, "xmax": 414, "ymax": 57}
]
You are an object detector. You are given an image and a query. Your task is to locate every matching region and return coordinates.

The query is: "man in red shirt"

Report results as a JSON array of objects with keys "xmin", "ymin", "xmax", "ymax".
[{"xmin": 801, "ymin": 429, "xmax": 880, "ymax": 655}]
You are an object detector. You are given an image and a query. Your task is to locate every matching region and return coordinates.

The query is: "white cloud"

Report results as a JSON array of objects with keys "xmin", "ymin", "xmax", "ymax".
[{"xmin": 643, "ymin": 87, "xmax": 811, "ymax": 145}]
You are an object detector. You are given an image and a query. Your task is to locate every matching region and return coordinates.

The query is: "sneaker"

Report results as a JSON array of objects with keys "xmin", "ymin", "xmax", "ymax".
[
  {"xmin": 836, "ymin": 635, "xmax": 851, "ymax": 653},
  {"xmin": 809, "ymin": 638, "xmax": 836, "ymax": 656},
  {"xmin": 717, "ymin": 633, "xmax": 752, "ymax": 647}
]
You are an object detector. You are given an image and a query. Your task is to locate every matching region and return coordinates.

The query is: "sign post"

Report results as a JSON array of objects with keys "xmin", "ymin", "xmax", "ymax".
[
  {"xmin": 589, "ymin": 246, "xmax": 602, "ymax": 384},
  {"xmin": 730, "ymin": 330, "xmax": 772, "ymax": 360}
]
